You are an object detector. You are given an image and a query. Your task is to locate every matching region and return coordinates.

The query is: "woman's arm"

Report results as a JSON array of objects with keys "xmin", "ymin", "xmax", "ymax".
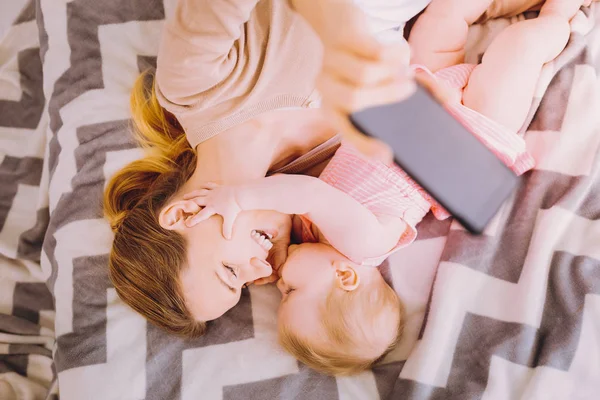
[
  {"xmin": 156, "ymin": 0, "xmax": 261, "ymax": 105},
  {"xmin": 185, "ymin": 175, "xmax": 406, "ymax": 261},
  {"xmin": 156, "ymin": 0, "xmax": 348, "ymax": 107},
  {"xmin": 290, "ymin": 0, "xmax": 415, "ymax": 164}
]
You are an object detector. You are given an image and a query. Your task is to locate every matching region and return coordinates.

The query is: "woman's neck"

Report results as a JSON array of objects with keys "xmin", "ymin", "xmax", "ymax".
[{"xmin": 186, "ymin": 109, "xmax": 336, "ymax": 189}]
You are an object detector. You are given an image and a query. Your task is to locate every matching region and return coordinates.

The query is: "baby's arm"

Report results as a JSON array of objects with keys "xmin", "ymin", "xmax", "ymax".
[
  {"xmin": 408, "ymin": 0, "xmax": 494, "ymax": 72},
  {"xmin": 186, "ymin": 175, "xmax": 406, "ymax": 261},
  {"xmin": 237, "ymin": 176, "xmax": 407, "ymax": 260}
]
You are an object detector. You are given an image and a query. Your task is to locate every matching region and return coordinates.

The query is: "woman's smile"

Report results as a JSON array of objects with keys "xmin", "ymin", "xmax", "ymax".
[{"xmin": 251, "ymin": 229, "xmax": 274, "ymax": 251}]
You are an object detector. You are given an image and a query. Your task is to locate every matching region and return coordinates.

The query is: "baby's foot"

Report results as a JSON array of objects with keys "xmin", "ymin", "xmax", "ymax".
[{"xmin": 540, "ymin": 0, "xmax": 587, "ymax": 20}]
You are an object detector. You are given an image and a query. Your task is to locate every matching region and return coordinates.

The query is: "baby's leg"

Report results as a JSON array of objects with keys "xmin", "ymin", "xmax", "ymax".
[
  {"xmin": 463, "ymin": 0, "xmax": 581, "ymax": 132},
  {"xmin": 408, "ymin": 0, "xmax": 494, "ymax": 72}
]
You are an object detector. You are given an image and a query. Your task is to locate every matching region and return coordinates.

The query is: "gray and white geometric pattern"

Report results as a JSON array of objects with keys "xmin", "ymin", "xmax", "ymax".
[{"xmin": 0, "ymin": 1, "xmax": 56, "ymax": 399}]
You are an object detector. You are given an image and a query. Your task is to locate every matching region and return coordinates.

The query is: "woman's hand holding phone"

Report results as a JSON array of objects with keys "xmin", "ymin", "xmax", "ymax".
[{"xmin": 291, "ymin": 0, "xmax": 417, "ymax": 163}]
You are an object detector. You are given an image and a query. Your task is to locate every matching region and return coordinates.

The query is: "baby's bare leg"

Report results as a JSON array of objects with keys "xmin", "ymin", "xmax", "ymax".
[
  {"xmin": 463, "ymin": 0, "xmax": 581, "ymax": 132},
  {"xmin": 408, "ymin": 0, "xmax": 494, "ymax": 72}
]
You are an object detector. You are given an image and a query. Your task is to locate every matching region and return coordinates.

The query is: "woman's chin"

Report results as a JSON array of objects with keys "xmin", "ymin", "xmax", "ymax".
[
  {"xmin": 261, "ymin": 212, "xmax": 292, "ymax": 269},
  {"xmin": 274, "ymin": 215, "xmax": 293, "ymax": 241},
  {"xmin": 268, "ymin": 238, "xmax": 289, "ymax": 272}
]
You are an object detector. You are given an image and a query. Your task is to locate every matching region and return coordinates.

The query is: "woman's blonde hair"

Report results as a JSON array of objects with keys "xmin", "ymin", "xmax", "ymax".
[
  {"xmin": 104, "ymin": 71, "xmax": 205, "ymax": 337},
  {"xmin": 278, "ymin": 279, "xmax": 404, "ymax": 376}
]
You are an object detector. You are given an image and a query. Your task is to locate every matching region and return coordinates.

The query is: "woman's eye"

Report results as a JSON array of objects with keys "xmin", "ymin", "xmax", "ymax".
[
  {"xmin": 223, "ymin": 264, "xmax": 237, "ymax": 279},
  {"xmin": 285, "ymin": 287, "xmax": 295, "ymax": 295}
]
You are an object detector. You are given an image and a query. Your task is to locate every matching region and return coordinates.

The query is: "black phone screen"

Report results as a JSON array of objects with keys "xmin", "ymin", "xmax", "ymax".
[{"xmin": 349, "ymin": 84, "xmax": 519, "ymax": 234}]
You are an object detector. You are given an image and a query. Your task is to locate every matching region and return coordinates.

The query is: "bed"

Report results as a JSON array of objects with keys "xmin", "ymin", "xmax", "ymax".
[{"xmin": 1, "ymin": 1, "xmax": 599, "ymax": 399}]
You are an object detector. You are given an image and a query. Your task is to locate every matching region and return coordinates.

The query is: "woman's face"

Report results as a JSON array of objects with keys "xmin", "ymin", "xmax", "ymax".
[{"xmin": 179, "ymin": 209, "xmax": 292, "ymax": 321}]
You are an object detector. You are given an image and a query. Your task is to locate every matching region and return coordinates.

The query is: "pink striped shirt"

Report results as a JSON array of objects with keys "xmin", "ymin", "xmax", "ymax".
[{"xmin": 298, "ymin": 64, "xmax": 535, "ymax": 267}]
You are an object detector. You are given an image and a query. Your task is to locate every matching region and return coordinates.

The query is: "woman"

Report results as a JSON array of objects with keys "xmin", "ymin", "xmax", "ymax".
[{"xmin": 104, "ymin": 0, "xmax": 549, "ymax": 337}]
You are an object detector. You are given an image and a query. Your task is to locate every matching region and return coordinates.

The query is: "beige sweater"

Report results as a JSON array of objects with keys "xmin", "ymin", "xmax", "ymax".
[{"xmin": 156, "ymin": 0, "xmax": 322, "ymax": 149}]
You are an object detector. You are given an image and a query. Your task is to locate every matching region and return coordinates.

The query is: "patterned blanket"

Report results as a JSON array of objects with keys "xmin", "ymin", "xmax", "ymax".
[
  {"xmin": 1, "ymin": 1, "xmax": 599, "ymax": 399},
  {"xmin": 0, "ymin": 2, "xmax": 56, "ymax": 399}
]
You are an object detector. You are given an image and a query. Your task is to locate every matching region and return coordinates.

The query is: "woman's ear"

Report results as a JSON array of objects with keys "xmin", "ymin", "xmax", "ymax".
[
  {"xmin": 333, "ymin": 261, "xmax": 360, "ymax": 291},
  {"xmin": 158, "ymin": 199, "xmax": 201, "ymax": 231}
]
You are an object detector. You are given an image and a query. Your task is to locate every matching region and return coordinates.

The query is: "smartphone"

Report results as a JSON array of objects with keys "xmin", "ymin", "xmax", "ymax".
[{"xmin": 349, "ymin": 83, "xmax": 519, "ymax": 234}]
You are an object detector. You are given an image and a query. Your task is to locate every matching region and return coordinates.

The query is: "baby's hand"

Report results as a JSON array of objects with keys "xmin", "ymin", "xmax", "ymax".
[{"xmin": 183, "ymin": 183, "xmax": 241, "ymax": 239}]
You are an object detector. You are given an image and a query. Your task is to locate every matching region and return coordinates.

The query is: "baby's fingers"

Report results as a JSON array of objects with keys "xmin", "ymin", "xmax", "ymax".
[
  {"xmin": 183, "ymin": 190, "xmax": 210, "ymax": 200},
  {"xmin": 187, "ymin": 196, "xmax": 210, "ymax": 208},
  {"xmin": 183, "ymin": 182, "xmax": 219, "ymax": 200},
  {"xmin": 185, "ymin": 206, "xmax": 215, "ymax": 227},
  {"xmin": 222, "ymin": 214, "xmax": 236, "ymax": 240}
]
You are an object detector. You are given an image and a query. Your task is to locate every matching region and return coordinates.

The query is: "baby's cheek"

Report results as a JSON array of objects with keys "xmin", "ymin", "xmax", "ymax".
[
  {"xmin": 276, "ymin": 305, "xmax": 294, "ymax": 335},
  {"xmin": 279, "ymin": 258, "xmax": 303, "ymax": 281}
]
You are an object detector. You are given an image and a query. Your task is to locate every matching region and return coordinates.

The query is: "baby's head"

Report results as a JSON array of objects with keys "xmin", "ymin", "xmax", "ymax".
[{"xmin": 276, "ymin": 243, "xmax": 403, "ymax": 375}]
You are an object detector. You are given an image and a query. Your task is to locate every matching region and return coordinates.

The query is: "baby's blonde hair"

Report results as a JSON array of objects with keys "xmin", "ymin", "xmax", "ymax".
[{"xmin": 278, "ymin": 279, "xmax": 403, "ymax": 376}]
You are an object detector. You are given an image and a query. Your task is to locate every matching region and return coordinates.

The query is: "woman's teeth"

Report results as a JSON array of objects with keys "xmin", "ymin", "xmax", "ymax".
[{"xmin": 251, "ymin": 230, "xmax": 273, "ymax": 251}]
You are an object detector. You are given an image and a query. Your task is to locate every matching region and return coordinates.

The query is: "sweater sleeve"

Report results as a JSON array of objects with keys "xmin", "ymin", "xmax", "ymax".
[
  {"xmin": 153, "ymin": 0, "xmax": 323, "ymax": 148},
  {"xmin": 156, "ymin": 0, "xmax": 262, "ymax": 106}
]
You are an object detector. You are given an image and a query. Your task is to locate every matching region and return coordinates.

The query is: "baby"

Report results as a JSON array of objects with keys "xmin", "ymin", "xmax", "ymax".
[{"xmin": 184, "ymin": 0, "xmax": 586, "ymax": 375}]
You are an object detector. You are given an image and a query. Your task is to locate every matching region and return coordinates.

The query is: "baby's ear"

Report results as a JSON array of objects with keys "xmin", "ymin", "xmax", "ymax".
[{"xmin": 333, "ymin": 261, "xmax": 360, "ymax": 291}]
